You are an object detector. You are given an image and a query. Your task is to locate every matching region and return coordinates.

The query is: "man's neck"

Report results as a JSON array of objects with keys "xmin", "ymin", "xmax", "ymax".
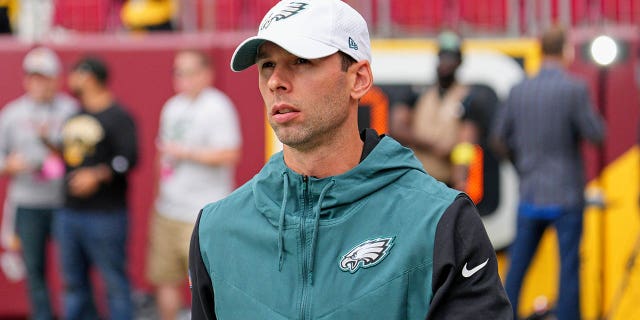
[
  {"xmin": 185, "ymin": 87, "xmax": 207, "ymax": 102},
  {"xmin": 30, "ymin": 96, "xmax": 55, "ymax": 106},
  {"xmin": 82, "ymin": 89, "xmax": 113, "ymax": 113},
  {"xmin": 542, "ymin": 55, "xmax": 565, "ymax": 67},
  {"xmin": 283, "ymin": 127, "xmax": 363, "ymax": 179},
  {"xmin": 437, "ymin": 77, "xmax": 456, "ymax": 95}
]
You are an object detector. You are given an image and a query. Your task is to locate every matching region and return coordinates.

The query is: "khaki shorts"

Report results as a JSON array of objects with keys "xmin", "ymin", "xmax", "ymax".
[{"xmin": 146, "ymin": 211, "xmax": 195, "ymax": 285}]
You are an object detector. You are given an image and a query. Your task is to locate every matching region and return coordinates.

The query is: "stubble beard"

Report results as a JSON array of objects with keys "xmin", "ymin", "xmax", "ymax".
[
  {"xmin": 271, "ymin": 97, "xmax": 350, "ymax": 152},
  {"xmin": 267, "ymin": 69, "xmax": 351, "ymax": 152}
]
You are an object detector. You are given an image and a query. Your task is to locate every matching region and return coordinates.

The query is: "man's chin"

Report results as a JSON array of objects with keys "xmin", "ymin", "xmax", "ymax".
[
  {"xmin": 275, "ymin": 131, "xmax": 308, "ymax": 149},
  {"xmin": 278, "ymin": 134, "xmax": 326, "ymax": 153}
]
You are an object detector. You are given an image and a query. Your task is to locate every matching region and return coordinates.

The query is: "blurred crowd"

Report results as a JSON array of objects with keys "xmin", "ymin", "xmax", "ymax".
[
  {"xmin": 1, "ymin": 0, "xmax": 625, "ymax": 42},
  {"xmin": 0, "ymin": 28, "xmax": 604, "ymax": 319},
  {"xmin": 0, "ymin": 0, "xmax": 178, "ymax": 42},
  {"xmin": 0, "ymin": 19, "xmax": 610, "ymax": 320},
  {"xmin": 0, "ymin": 45, "xmax": 241, "ymax": 320}
]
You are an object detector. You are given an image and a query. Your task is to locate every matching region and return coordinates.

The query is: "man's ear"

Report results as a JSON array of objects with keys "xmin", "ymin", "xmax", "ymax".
[{"xmin": 351, "ymin": 61, "xmax": 373, "ymax": 100}]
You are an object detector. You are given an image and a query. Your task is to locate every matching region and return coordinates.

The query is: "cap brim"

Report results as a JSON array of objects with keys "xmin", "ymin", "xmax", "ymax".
[
  {"xmin": 24, "ymin": 68, "xmax": 58, "ymax": 77},
  {"xmin": 230, "ymin": 35, "xmax": 339, "ymax": 72}
]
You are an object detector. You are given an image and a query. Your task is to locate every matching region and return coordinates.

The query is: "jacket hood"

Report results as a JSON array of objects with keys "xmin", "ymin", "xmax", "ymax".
[{"xmin": 252, "ymin": 136, "xmax": 425, "ymax": 226}]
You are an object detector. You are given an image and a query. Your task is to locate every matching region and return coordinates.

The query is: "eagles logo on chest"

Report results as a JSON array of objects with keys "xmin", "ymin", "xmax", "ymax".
[{"xmin": 339, "ymin": 237, "xmax": 395, "ymax": 273}]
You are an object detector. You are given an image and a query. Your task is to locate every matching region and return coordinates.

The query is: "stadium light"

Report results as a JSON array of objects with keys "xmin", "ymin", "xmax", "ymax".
[
  {"xmin": 590, "ymin": 35, "xmax": 618, "ymax": 67},
  {"xmin": 586, "ymin": 33, "xmax": 619, "ymax": 320}
]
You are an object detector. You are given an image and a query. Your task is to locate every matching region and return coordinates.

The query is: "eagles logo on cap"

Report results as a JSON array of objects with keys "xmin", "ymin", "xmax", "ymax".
[{"xmin": 260, "ymin": 2, "xmax": 308, "ymax": 31}]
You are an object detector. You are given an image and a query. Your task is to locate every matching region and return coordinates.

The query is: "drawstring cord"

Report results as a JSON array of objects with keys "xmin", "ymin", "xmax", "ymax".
[
  {"xmin": 276, "ymin": 173, "xmax": 335, "ymax": 283},
  {"xmin": 309, "ymin": 179, "xmax": 335, "ymax": 285},
  {"xmin": 277, "ymin": 172, "xmax": 289, "ymax": 271}
]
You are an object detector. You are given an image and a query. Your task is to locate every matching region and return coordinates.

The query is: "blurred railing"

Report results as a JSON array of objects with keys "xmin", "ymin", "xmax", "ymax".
[
  {"xmin": 191, "ymin": 0, "xmax": 640, "ymax": 36},
  {"xmin": 8, "ymin": 0, "xmax": 640, "ymax": 42}
]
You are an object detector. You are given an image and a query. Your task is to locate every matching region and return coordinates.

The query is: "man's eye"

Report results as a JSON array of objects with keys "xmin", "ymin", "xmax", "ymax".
[
  {"xmin": 296, "ymin": 58, "xmax": 310, "ymax": 64},
  {"xmin": 260, "ymin": 61, "xmax": 275, "ymax": 69}
]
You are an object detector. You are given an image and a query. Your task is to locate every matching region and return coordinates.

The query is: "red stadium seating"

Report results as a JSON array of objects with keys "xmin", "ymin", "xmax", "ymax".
[
  {"xmin": 48, "ymin": 0, "xmax": 640, "ymax": 35},
  {"xmin": 54, "ymin": 0, "xmax": 115, "ymax": 32}
]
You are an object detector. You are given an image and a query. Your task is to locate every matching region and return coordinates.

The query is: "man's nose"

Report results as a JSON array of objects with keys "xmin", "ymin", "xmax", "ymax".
[{"xmin": 267, "ymin": 65, "xmax": 291, "ymax": 93}]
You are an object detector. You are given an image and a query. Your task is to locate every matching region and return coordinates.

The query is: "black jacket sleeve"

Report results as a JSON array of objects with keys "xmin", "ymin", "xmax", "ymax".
[
  {"xmin": 426, "ymin": 194, "xmax": 512, "ymax": 319},
  {"xmin": 189, "ymin": 210, "xmax": 217, "ymax": 320}
]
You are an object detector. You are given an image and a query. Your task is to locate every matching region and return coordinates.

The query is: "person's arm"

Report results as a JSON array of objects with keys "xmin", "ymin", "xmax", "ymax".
[
  {"xmin": 0, "ymin": 109, "xmax": 30, "ymax": 176},
  {"xmin": 109, "ymin": 110, "xmax": 139, "ymax": 174},
  {"xmin": 39, "ymin": 103, "xmax": 78, "ymax": 156},
  {"xmin": 67, "ymin": 163, "xmax": 114, "ymax": 198},
  {"xmin": 158, "ymin": 143, "xmax": 241, "ymax": 167},
  {"xmin": 38, "ymin": 135, "xmax": 62, "ymax": 156},
  {"xmin": 572, "ymin": 82, "xmax": 605, "ymax": 145},
  {"xmin": 0, "ymin": 153, "xmax": 29, "ymax": 176},
  {"xmin": 163, "ymin": 93, "xmax": 242, "ymax": 167},
  {"xmin": 67, "ymin": 111, "xmax": 138, "ymax": 198},
  {"xmin": 189, "ymin": 210, "xmax": 217, "ymax": 320},
  {"xmin": 199, "ymin": 94, "xmax": 242, "ymax": 167},
  {"xmin": 191, "ymin": 148, "xmax": 240, "ymax": 166},
  {"xmin": 426, "ymin": 195, "xmax": 512, "ymax": 319},
  {"xmin": 490, "ymin": 97, "xmax": 513, "ymax": 162},
  {"xmin": 451, "ymin": 89, "xmax": 492, "ymax": 198},
  {"xmin": 0, "ymin": 107, "xmax": 12, "ymax": 175},
  {"xmin": 450, "ymin": 120, "xmax": 479, "ymax": 193}
]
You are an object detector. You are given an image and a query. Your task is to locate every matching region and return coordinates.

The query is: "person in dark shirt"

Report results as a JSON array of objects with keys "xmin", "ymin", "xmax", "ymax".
[{"xmin": 53, "ymin": 56, "xmax": 138, "ymax": 320}]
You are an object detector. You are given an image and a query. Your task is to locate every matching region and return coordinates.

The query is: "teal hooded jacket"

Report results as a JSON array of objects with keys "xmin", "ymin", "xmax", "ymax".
[{"xmin": 190, "ymin": 131, "xmax": 511, "ymax": 319}]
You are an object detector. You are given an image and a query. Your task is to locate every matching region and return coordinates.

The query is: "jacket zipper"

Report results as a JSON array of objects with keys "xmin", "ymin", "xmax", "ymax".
[{"xmin": 300, "ymin": 175, "xmax": 310, "ymax": 320}]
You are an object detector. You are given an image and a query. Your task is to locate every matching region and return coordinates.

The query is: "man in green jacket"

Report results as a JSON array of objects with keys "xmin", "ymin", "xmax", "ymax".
[{"xmin": 189, "ymin": 1, "xmax": 511, "ymax": 319}]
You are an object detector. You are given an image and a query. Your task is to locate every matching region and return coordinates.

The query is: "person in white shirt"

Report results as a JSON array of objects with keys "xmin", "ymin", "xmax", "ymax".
[{"xmin": 147, "ymin": 49, "xmax": 242, "ymax": 320}]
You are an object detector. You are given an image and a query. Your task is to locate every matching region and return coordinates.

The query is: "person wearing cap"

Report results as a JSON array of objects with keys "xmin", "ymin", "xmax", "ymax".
[
  {"xmin": 0, "ymin": 47, "xmax": 77, "ymax": 320},
  {"xmin": 147, "ymin": 49, "xmax": 242, "ymax": 320},
  {"xmin": 53, "ymin": 56, "xmax": 138, "ymax": 320},
  {"xmin": 408, "ymin": 32, "xmax": 475, "ymax": 191},
  {"xmin": 405, "ymin": 31, "xmax": 501, "ymax": 214},
  {"xmin": 492, "ymin": 26, "xmax": 604, "ymax": 320},
  {"xmin": 188, "ymin": 1, "xmax": 511, "ymax": 319}
]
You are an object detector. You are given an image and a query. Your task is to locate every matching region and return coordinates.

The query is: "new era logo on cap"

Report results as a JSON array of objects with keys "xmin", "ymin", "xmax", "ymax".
[
  {"xmin": 348, "ymin": 37, "xmax": 358, "ymax": 50},
  {"xmin": 230, "ymin": 0, "xmax": 371, "ymax": 72}
]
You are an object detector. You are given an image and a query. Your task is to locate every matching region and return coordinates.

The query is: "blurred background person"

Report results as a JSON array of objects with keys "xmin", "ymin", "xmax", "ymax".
[
  {"xmin": 410, "ymin": 31, "xmax": 477, "ymax": 188},
  {"xmin": 0, "ymin": 47, "xmax": 77, "ymax": 320},
  {"xmin": 53, "ymin": 56, "xmax": 138, "ymax": 320},
  {"xmin": 147, "ymin": 49, "xmax": 241, "ymax": 320},
  {"xmin": 491, "ymin": 26, "xmax": 605, "ymax": 320},
  {"xmin": 405, "ymin": 31, "xmax": 499, "ymax": 211}
]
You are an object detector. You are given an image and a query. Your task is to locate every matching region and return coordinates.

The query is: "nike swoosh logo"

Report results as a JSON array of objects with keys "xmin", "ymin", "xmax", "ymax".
[{"xmin": 461, "ymin": 258, "xmax": 489, "ymax": 278}]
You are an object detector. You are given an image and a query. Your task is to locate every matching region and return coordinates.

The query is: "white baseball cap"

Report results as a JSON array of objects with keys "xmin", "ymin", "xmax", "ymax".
[
  {"xmin": 23, "ymin": 47, "xmax": 61, "ymax": 77},
  {"xmin": 230, "ymin": 0, "xmax": 371, "ymax": 72}
]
